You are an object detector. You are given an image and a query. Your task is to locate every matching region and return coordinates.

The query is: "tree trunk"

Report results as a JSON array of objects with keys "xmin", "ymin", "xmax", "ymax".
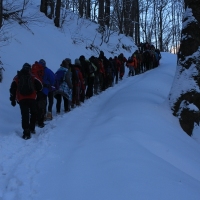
[
  {"xmin": 105, "ymin": 0, "xmax": 110, "ymax": 27},
  {"xmin": 124, "ymin": 0, "xmax": 130, "ymax": 36},
  {"xmin": 134, "ymin": 0, "xmax": 140, "ymax": 45},
  {"xmin": 78, "ymin": 0, "xmax": 84, "ymax": 17},
  {"xmin": 98, "ymin": 0, "xmax": 104, "ymax": 27},
  {"xmin": 169, "ymin": 0, "xmax": 200, "ymax": 136},
  {"xmin": 54, "ymin": 0, "xmax": 61, "ymax": 27},
  {"xmin": 40, "ymin": 0, "xmax": 48, "ymax": 15},
  {"xmin": 86, "ymin": 0, "xmax": 91, "ymax": 19},
  {"xmin": 0, "ymin": 0, "xmax": 2, "ymax": 29}
]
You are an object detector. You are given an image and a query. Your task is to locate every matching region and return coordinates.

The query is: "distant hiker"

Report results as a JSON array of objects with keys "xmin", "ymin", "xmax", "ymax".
[
  {"xmin": 118, "ymin": 53, "xmax": 127, "ymax": 80},
  {"xmin": 136, "ymin": 50, "xmax": 144, "ymax": 73},
  {"xmin": 31, "ymin": 59, "xmax": 55, "ymax": 127},
  {"xmin": 80, "ymin": 55, "xmax": 96, "ymax": 99},
  {"xmin": 54, "ymin": 58, "xmax": 72, "ymax": 113},
  {"xmin": 107, "ymin": 57, "xmax": 115, "ymax": 87},
  {"xmin": 97, "ymin": 57, "xmax": 105, "ymax": 92},
  {"xmin": 71, "ymin": 59, "xmax": 85, "ymax": 108},
  {"xmin": 45, "ymin": 68, "xmax": 56, "ymax": 121},
  {"xmin": 155, "ymin": 49, "xmax": 162, "ymax": 66},
  {"xmin": 126, "ymin": 56, "xmax": 135, "ymax": 76},
  {"xmin": 79, "ymin": 55, "xmax": 88, "ymax": 102},
  {"xmin": 9, "ymin": 63, "xmax": 43, "ymax": 140},
  {"xmin": 142, "ymin": 50, "xmax": 151, "ymax": 71},
  {"xmin": 113, "ymin": 56, "xmax": 121, "ymax": 84},
  {"xmin": 89, "ymin": 56, "xmax": 100, "ymax": 95}
]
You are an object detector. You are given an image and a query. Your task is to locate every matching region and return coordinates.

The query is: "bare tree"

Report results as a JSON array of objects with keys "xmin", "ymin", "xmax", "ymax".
[
  {"xmin": 105, "ymin": 0, "xmax": 110, "ymax": 27},
  {"xmin": 0, "ymin": 0, "xmax": 2, "ymax": 29},
  {"xmin": 86, "ymin": 0, "xmax": 91, "ymax": 19},
  {"xmin": 169, "ymin": 0, "xmax": 200, "ymax": 136},
  {"xmin": 124, "ymin": 0, "xmax": 131, "ymax": 36},
  {"xmin": 133, "ymin": 0, "xmax": 140, "ymax": 44},
  {"xmin": 78, "ymin": 0, "xmax": 84, "ymax": 17}
]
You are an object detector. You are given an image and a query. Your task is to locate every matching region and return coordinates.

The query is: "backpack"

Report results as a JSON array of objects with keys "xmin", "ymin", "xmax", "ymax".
[
  {"xmin": 72, "ymin": 66, "xmax": 79, "ymax": 84},
  {"xmin": 128, "ymin": 56, "xmax": 133, "ymax": 63},
  {"xmin": 31, "ymin": 62, "xmax": 45, "ymax": 83},
  {"xmin": 88, "ymin": 61, "xmax": 95, "ymax": 75},
  {"xmin": 54, "ymin": 70, "xmax": 66, "ymax": 90},
  {"xmin": 17, "ymin": 70, "xmax": 34, "ymax": 95},
  {"xmin": 143, "ymin": 50, "xmax": 150, "ymax": 62}
]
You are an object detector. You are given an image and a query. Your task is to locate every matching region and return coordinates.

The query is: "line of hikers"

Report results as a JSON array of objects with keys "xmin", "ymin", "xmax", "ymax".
[{"xmin": 9, "ymin": 46, "xmax": 161, "ymax": 140}]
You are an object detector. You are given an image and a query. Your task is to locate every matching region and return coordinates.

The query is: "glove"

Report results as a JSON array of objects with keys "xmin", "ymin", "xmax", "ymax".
[
  {"xmin": 10, "ymin": 96, "xmax": 14, "ymax": 101},
  {"xmin": 11, "ymin": 100, "xmax": 16, "ymax": 107}
]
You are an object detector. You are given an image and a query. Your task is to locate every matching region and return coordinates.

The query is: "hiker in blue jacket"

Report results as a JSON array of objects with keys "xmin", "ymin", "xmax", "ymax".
[
  {"xmin": 54, "ymin": 58, "xmax": 73, "ymax": 113},
  {"xmin": 35, "ymin": 59, "xmax": 55, "ymax": 128}
]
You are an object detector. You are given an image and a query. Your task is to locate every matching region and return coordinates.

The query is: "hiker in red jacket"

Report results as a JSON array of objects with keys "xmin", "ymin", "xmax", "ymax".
[
  {"xmin": 71, "ymin": 59, "xmax": 85, "ymax": 108},
  {"xmin": 9, "ymin": 63, "xmax": 42, "ymax": 140}
]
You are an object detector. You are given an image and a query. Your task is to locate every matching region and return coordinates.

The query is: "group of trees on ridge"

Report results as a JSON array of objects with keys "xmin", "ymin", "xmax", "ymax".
[{"xmin": 1, "ymin": 0, "xmax": 184, "ymax": 53}]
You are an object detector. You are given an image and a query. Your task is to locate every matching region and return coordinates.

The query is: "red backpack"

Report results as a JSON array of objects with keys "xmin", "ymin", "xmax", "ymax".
[{"xmin": 31, "ymin": 62, "xmax": 44, "ymax": 82}]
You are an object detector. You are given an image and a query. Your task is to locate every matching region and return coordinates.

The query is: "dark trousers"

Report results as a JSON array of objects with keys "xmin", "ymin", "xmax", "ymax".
[
  {"xmin": 47, "ymin": 91, "xmax": 54, "ymax": 112},
  {"xmin": 86, "ymin": 76, "xmax": 94, "ymax": 98},
  {"xmin": 115, "ymin": 71, "xmax": 119, "ymax": 84},
  {"xmin": 36, "ymin": 91, "xmax": 47, "ymax": 125},
  {"xmin": 72, "ymin": 84, "xmax": 80, "ymax": 105},
  {"xmin": 55, "ymin": 94, "xmax": 70, "ymax": 112},
  {"xmin": 94, "ymin": 74, "xmax": 99, "ymax": 95},
  {"xmin": 19, "ymin": 99, "xmax": 37, "ymax": 131}
]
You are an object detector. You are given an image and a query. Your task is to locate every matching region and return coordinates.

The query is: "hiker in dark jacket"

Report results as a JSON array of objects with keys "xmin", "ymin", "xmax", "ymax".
[
  {"xmin": 113, "ymin": 56, "xmax": 121, "ymax": 84},
  {"xmin": 80, "ymin": 55, "xmax": 96, "ymax": 99},
  {"xmin": 9, "ymin": 63, "xmax": 43, "ymax": 140},
  {"xmin": 118, "ymin": 53, "xmax": 127, "ymax": 80}
]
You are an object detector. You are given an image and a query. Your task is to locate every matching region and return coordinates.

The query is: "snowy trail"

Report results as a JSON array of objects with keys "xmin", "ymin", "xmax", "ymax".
[
  {"xmin": 0, "ymin": 71, "xmax": 146, "ymax": 199},
  {"xmin": 1, "ymin": 53, "xmax": 200, "ymax": 200}
]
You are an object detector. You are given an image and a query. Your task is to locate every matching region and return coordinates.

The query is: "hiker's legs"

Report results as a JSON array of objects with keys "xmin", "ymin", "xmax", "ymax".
[
  {"xmin": 29, "ymin": 99, "xmax": 37, "ymax": 131},
  {"xmin": 19, "ymin": 100, "xmax": 30, "ymax": 131},
  {"xmin": 47, "ymin": 91, "xmax": 54, "ymax": 112},
  {"xmin": 55, "ymin": 94, "xmax": 62, "ymax": 113}
]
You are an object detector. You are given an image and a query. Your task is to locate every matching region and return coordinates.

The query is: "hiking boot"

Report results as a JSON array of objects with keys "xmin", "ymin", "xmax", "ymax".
[
  {"xmin": 64, "ymin": 108, "xmax": 71, "ymax": 113},
  {"xmin": 22, "ymin": 129, "xmax": 31, "ymax": 140},
  {"xmin": 38, "ymin": 123, "xmax": 45, "ymax": 128},
  {"xmin": 30, "ymin": 129, "xmax": 36, "ymax": 134},
  {"xmin": 46, "ymin": 112, "xmax": 53, "ymax": 120}
]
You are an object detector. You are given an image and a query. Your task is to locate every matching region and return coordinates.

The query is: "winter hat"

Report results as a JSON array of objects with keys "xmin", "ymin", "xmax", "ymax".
[
  {"xmin": 39, "ymin": 59, "xmax": 46, "ymax": 67},
  {"xmin": 99, "ymin": 50, "xmax": 104, "ymax": 56},
  {"xmin": 22, "ymin": 63, "xmax": 31, "ymax": 71},
  {"xmin": 79, "ymin": 55, "xmax": 85, "ymax": 61},
  {"xmin": 60, "ymin": 60, "xmax": 67, "ymax": 68},
  {"xmin": 74, "ymin": 58, "xmax": 81, "ymax": 66},
  {"xmin": 64, "ymin": 58, "xmax": 71, "ymax": 64}
]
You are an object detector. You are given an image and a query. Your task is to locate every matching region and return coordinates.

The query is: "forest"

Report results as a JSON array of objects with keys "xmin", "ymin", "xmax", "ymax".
[{"xmin": 0, "ymin": 0, "xmax": 184, "ymax": 53}]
